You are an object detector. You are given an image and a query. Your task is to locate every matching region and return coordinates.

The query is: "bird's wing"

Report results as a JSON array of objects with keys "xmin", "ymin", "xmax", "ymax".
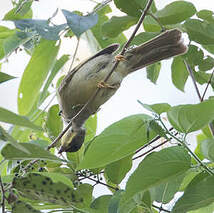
[{"xmin": 58, "ymin": 44, "xmax": 120, "ymax": 93}]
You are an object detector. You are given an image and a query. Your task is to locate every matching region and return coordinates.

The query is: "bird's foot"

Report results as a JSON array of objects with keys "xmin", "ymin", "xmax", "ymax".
[
  {"xmin": 115, "ymin": 54, "xmax": 126, "ymax": 61},
  {"xmin": 97, "ymin": 81, "xmax": 117, "ymax": 89}
]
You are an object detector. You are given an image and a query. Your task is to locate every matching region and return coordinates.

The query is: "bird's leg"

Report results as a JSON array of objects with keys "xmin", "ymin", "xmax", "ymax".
[
  {"xmin": 114, "ymin": 54, "xmax": 126, "ymax": 61},
  {"xmin": 97, "ymin": 81, "xmax": 118, "ymax": 89}
]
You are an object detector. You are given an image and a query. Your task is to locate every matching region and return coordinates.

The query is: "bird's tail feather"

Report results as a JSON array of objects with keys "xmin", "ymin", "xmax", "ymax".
[{"xmin": 125, "ymin": 29, "xmax": 187, "ymax": 73}]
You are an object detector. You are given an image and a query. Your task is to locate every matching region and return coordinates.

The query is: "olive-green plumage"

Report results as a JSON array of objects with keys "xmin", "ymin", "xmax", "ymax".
[{"xmin": 57, "ymin": 29, "xmax": 187, "ymax": 153}]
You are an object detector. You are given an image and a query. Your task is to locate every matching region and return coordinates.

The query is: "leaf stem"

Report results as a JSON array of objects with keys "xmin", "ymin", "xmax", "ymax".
[
  {"xmin": 147, "ymin": 12, "xmax": 166, "ymax": 31},
  {"xmin": 201, "ymin": 69, "xmax": 214, "ymax": 101}
]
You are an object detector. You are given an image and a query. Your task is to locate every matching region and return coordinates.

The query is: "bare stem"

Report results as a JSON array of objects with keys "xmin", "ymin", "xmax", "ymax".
[
  {"xmin": 68, "ymin": 38, "xmax": 80, "ymax": 73},
  {"xmin": 202, "ymin": 69, "xmax": 214, "ymax": 101},
  {"xmin": 92, "ymin": 0, "xmax": 112, "ymax": 14},
  {"xmin": 152, "ymin": 204, "xmax": 170, "ymax": 213}
]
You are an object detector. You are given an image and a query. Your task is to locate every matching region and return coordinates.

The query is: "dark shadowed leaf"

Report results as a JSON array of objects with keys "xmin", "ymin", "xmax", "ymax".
[
  {"xmin": 62, "ymin": 10, "xmax": 98, "ymax": 37},
  {"xmin": 167, "ymin": 100, "xmax": 214, "ymax": 133},
  {"xmin": 0, "ymin": 72, "xmax": 16, "ymax": 84},
  {"xmin": 90, "ymin": 195, "xmax": 112, "ymax": 213},
  {"xmin": 12, "ymin": 200, "xmax": 42, "ymax": 213}
]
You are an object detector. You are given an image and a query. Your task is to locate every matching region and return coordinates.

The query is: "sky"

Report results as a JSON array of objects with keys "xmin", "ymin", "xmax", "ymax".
[{"xmin": 0, "ymin": 0, "xmax": 214, "ymax": 198}]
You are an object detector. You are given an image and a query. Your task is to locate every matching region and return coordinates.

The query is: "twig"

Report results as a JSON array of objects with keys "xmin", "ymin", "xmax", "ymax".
[
  {"xmin": 152, "ymin": 204, "xmax": 170, "ymax": 213},
  {"xmin": 184, "ymin": 60, "xmax": 202, "ymax": 101},
  {"xmin": 147, "ymin": 12, "xmax": 166, "ymax": 31},
  {"xmin": 201, "ymin": 69, "xmax": 214, "ymax": 101},
  {"xmin": 0, "ymin": 176, "xmax": 5, "ymax": 213},
  {"xmin": 48, "ymin": 0, "xmax": 154, "ymax": 149},
  {"xmin": 184, "ymin": 61, "xmax": 214, "ymax": 136},
  {"xmin": 68, "ymin": 38, "xmax": 80, "ymax": 73}
]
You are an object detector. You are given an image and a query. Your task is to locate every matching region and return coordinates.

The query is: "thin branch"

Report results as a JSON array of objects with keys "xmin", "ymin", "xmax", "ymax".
[
  {"xmin": 147, "ymin": 12, "xmax": 166, "ymax": 31},
  {"xmin": 48, "ymin": 0, "xmax": 154, "ymax": 150},
  {"xmin": 0, "ymin": 176, "xmax": 5, "ymax": 213},
  {"xmin": 201, "ymin": 69, "xmax": 214, "ymax": 101},
  {"xmin": 184, "ymin": 60, "xmax": 202, "ymax": 101},
  {"xmin": 68, "ymin": 38, "xmax": 80, "ymax": 73},
  {"xmin": 152, "ymin": 204, "xmax": 170, "ymax": 213}
]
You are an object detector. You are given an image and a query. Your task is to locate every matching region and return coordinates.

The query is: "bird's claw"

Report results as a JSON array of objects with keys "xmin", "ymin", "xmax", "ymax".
[
  {"xmin": 97, "ymin": 81, "xmax": 117, "ymax": 89},
  {"xmin": 115, "ymin": 54, "xmax": 126, "ymax": 61}
]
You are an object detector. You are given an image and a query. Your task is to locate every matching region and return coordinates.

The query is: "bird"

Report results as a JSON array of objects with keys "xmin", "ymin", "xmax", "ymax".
[{"xmin": 57, "ymin": 29, "xmax": 187, "ymax": 153}]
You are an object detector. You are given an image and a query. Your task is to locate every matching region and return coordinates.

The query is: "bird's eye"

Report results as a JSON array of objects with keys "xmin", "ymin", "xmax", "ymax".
[{"xmin": 96, "ymin": 62, "xmax": 108, "ymax": 73}]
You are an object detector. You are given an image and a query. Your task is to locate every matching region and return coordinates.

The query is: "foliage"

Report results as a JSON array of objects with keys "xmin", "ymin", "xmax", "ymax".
[{"xmin": 0, "ymin": 0, "xmax": 214, "ymax": 213}]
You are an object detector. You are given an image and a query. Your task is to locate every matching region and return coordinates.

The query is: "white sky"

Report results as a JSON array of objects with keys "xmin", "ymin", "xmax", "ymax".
[{"xmin": 0, "ymin": 0, "xmax": 214, "ymax": 198}]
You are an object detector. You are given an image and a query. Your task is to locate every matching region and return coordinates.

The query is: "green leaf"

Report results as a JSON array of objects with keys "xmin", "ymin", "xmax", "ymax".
[
  {"xmin": 45, "ymin": 104, "xmax": 63, "ymax": 140},
  {"xmin": 88, "ymin": 5, "xmax": 126, "ymax": 50},
  {"xmin": 62, "ymin": 10, "xmax": 98, "ymax": 37},
  {"xmin": 155, "ymin": 1, "xmax": 196, "ymax": 25},
  {"xmin": 172, "ymin": 175, "xmax": 214, "ymax": 213},
  {"xmin": 18, "ymin": 39, "xmax": 60, "ymax": 115},
  {"xmin": 146, "ymin": 62, "xmax": 161, "ymax": 84},
  {"xmin": 4, "ymin": 7, "xmax": 33, "ymax": 20},
  {"xmin": 108, "ymin": 190, "xmax": 123, "ymax": 213},
  {"xmin": 105, "ymin": 155, "xmax": 132, "ymax": 184},
  {"xmin": 85, "ymin": 114, "xmax": 97, "ymax": 142},
  {"xmin": 189, "ymin": 202, "xmax": 214, "ymax": 213},
  {"xmin": 0, "ymin": 107, "xmax": 42, "ymax": 131},
  {"xmin": 0, "ymin": 72, "xmax": 16, "ymax": 84},
  {"xmin": 143, "ymin": 15, "xmax": 162, "ymax": 32},
  {"xmin": 78, "ymin": 114, "xmax": 157, "ymax": 169},
  {"xmin": 198, "ymin": 56, "xmax": 214, "ymax": 71},
  {"xmin": 202, "ymin": 44, "xmax": 214, "ymax": 54},
  {"xmin": 119, "ymin": 146, "xmax": 191, "ymax": 211},
  {"xmin": 102, "ymin": 16, "xmax": 137, "ymax": 38},
  {"xmin": 184, "ymin": 19, "xmax": 214, "ymax": 45},
  {"xmin": 90, "ymin": 195, "xmax": 112, "ymax": 213},
  {"xmin": 196, "ymin": 10, "xmax": 214, "ymax": 23},
  {"xmin": 200, "ymin": 138, "xmax": 214, "ymax": 162},
  {"xmin": 167, "ymin": 100, "xmax": 214, "ymax": 133},
  {"xmin": 12, "ymin": 200, "xmax": 42, "ymax": 213},
  {"xmin": 138, "ymin": 101, "xmax": 171, "ymax": 115},
  {"xmin": 113, "ymin": 0, "xmax": 142, "ymax": 17},
  {"xmin": 150, "ymin": 174, "xmax": 184, "ymax": 204},
  {"xmin": 39, "ymin": 54, "xmax": 69, "ymax": 105},
  {"xmin": 130, "ymin": 32, "xmax": 160, "ymax": 46},
  {"xmin": 1, "ymin": 143, "xmax": 62, "ymax": 162},
  {"xmin": 171, "ymin": 56, "xmax": 189, "ymax": 92},
  {"xmin": 0, "ymin": 125, "xmax": 30, "ymax": 154}
]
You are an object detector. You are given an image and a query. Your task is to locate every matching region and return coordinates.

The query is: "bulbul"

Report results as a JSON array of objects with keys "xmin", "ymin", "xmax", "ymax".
[{"xmin": 57, "ymin": 29, "xmax": 187, "ymax": 153}]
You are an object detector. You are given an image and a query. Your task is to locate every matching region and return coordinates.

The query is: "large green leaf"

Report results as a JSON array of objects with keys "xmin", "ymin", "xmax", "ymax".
[
  {"xmin": 196, "ymin": 10, "xmax": 214, "ymax": 23},
  {"xmin": 184, "ymin": 19, "xmax": 214, "ymax": 45},
  {"xmin": 90, "ymin": 195, "xmax": 112, "ymax": 213},
  {"xmin": 78, "ymin": 114, "xmax": 157, "ymax": 169},
  {"xmin": 171, "ymin": 56, "xmax": 189, "ymax": 92},
  {"xmin": 0, "ymin": 107, "xmax": 42, "ymax": 131},
  {"xmin": 167, "ymin": 100, "xmax": 214, "ymax": 133},
  {"xmin": 155, "ymin": 1, "xmax": 196, "ymax": 25},
  {"xmin": 119, "ymin": 146, "xmax": 191, "ymax": 212},
  {"xmin": 172, "ymin": 174, "xmax": 214, "ymax": 213},
  {"xmin": 18, "ymin": 39, "xmax": 60, "ymax": 115},
  {"xmin": 146, "ymin": 62, "xmax": 161, "ymax": 84},
  {"xmin": 1, "ymin": 143, "xmax": 62, "ymax": 162}
]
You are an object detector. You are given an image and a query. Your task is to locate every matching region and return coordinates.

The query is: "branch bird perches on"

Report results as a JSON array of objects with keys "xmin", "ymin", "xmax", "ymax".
[{"xmin": 57, "ymin": 29, "xmax": 187, "ymax": 153}]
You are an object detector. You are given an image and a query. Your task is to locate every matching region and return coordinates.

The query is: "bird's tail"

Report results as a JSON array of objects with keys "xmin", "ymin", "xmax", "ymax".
[{"xmin": 125, "ymin": 29, "xmax": 187, "ymax": 73}]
